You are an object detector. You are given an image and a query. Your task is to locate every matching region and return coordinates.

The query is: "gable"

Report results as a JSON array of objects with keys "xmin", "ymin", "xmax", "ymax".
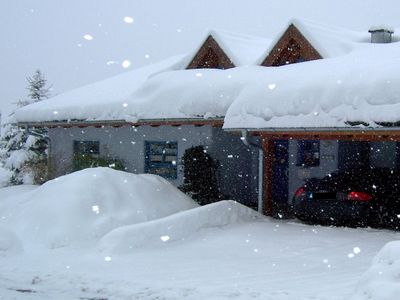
[
  {"xmin": 186, "ymin": 35, "xmax": 235, "ymax": 69},
  {"xmin": 261, "ymin": 24, "xmax": 322, "ymax": 67}
]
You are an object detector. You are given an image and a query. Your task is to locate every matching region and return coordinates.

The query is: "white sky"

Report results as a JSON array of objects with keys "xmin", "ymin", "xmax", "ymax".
[{"xmin": 1, "ymin": 0, "xmax": 400, "ymax": 117}]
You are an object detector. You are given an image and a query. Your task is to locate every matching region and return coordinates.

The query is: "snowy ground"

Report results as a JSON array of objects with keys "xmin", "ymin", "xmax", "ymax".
[{"xmin": 0, "ymin": 169, "xmax": 399, "ymax": 300}]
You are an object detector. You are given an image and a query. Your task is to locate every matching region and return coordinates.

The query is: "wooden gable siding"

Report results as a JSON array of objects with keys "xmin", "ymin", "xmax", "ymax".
[
  {"xmin": 187, "ymin": 35, "xmax": 235, "ymax": 69},
  {"xmin": 261, "ymin": 24, "xmax": 322, "ymax": 67}
]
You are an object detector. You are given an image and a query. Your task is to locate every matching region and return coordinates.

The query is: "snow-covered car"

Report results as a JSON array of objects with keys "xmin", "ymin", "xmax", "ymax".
[{"xmin": 292, "ymin": 168, "xmax": 400, "ymax": 229}]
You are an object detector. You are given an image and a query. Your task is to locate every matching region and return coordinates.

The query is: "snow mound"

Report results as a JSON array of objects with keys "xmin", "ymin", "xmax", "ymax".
[
  {"xmin": 2, "ymin": 168, "xmax": 197, "ymax": 248},
  {"xmin": 98, "ymin": 200, "xmax": 261, "ymax": 254},
  {"xmin": 350, "ymin": 240, "xmax": 400, "ymax": 300},
  {"xmin": 0, "ymin": 226, "xmax": 23, "ymax": 256},
  {"xmin": 0, "ymin": 167, "xmax": 12, "ymax": 187}
]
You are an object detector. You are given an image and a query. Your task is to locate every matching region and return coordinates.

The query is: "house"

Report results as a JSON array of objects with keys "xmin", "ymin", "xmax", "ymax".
[
  {"xmin": 224, "ymin": 21, "xmax": 400, "ymax": 216},
  {"xmin": 14, "ymin": 19, "xmax": 400, "ymax": 216},
  {"xmin": 14, "ymin": 31, "xmax": 271, "ymax": 207}
]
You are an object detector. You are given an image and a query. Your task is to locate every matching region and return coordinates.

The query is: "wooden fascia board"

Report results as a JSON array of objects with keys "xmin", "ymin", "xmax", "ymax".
[
  {"xmin": 18, "ymin": 119, "xmax": 224, "ymax": 129},
  {"xmin": 252, "ymin": 130, "xmax": 400, "ymax": 142},
  {"xmin": 261, "ymin": 24, "xmax": 323, "ymax": 66}
]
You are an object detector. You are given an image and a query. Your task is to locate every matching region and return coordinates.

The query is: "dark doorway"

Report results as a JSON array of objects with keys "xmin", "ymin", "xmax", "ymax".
[
  {"xmin": 271, "ymin": 140, "xmax": 290, "ymax": 217},
  {"xmin": 338, "ymin": 141, "xmax": 370, "ymax": 171}
]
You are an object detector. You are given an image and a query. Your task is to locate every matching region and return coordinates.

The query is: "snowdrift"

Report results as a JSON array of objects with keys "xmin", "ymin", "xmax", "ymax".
[
  {"xmin": 0, "ymin": 168, "xmax": 197, "ymax": 248},
  {"xmin": 0, "ymin": 226, "xmax": 23, "ymax": 256},
  {"xmin": 350, "ymin": 240, "xmax": 400, "ymax": 300},
  {"xmin": 98, "ymin": 200, "xmax": 261, "ymax": 254}
]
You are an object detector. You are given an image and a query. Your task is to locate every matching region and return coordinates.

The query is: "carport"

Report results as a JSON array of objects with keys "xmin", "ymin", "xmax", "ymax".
[{"xmin": 245, "ymin": 127, "xmax": 400, "ymax": 216}]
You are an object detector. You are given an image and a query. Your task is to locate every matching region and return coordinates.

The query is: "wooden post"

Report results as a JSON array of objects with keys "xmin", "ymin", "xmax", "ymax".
[{"xmin": 262, "ymin": 138, "xmax": 274, "ymax": 216}]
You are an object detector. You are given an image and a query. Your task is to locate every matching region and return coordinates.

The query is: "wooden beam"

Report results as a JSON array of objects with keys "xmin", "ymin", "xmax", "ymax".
[
  {"xmin": 262, "ymin": 138, "xmax": 274, "ymax": 216},
  {"xmin": 19, "ymin": 119, "xmax": 224, "ymax": 129},
  {"xmin": 256, "ymin": 131, "xmax": 400, "ymax": 142}
]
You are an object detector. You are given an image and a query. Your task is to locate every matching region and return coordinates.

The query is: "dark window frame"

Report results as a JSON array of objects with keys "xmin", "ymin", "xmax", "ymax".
[
  {"xmin": 296, "ymin": 140, "xmax": 320, "ymax": 167},
  {"xmin": 145, "ymin": 141, "xmax": 178, "ymax": 179}
]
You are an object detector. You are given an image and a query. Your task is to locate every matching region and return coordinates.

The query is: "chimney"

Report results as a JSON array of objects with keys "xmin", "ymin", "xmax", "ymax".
[{"xmin": 368, "ymin": 26, "xmax": 394, "ymax": 43}]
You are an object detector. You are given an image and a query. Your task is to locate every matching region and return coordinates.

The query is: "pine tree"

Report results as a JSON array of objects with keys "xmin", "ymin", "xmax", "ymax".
[{"xmin": 0, "ymin": 70, "xmax": 51, "ymax": 186}]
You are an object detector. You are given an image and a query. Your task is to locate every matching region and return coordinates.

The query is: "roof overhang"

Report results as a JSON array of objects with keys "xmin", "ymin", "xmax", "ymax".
[
  {"xmin": 17, "ymin": 118, "xmax": 225, "ymax": 128},
  {"xmin": 225, "ymin": 126, "xmax": 400, "ymax": 142}
]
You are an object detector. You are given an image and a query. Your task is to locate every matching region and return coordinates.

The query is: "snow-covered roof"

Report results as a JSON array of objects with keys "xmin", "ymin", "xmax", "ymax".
[
  {"xmin": 14, "ymin": 55, "xmax": 187, "ymax": 123},
  {"xmin": 13, "ymin": 22, "xmax": 400, "ymax": 130},
  {"xmin": 257, "ymin": 18, "xmax": 367, "ymax": 63},
  {"xmin": 225, "ymin": 42, "xmax": 400, "ymax": 129},
  {"xmin": 185, "ymin": 29, "xmax": 272, "ymax": 66}
]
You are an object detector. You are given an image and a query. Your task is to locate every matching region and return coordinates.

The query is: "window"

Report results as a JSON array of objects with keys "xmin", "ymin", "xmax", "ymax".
[
  {"xmin": 145, "ymin": 141, "xmax": 178, "ymax": 179},
  {"xmin": 297, "ymin": 140, "xmax": 320, "ymax": 167},
  {"xmin": 73, "ymin": 141, "xmax": 100, "ymax": 156}
]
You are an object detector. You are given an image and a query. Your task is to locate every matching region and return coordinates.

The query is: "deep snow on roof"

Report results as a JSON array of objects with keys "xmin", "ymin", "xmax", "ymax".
[
  {"xmin": 267, "ymin": 19, "xmax": 367, "ymax": 60},
  {"xmin": 225, "ymin": 43, "xmax": 400, "ymax": 129},
  {"xmin": 14, "ymin": 55, "xmax": 187, "ymax": 123},
  {"xmin": 185, "ymin": 29, "xmax": 272, "ymax": 66},
  {"xmin": 13, "ymin": 21, "xmax": 400, "ymax": 129}
]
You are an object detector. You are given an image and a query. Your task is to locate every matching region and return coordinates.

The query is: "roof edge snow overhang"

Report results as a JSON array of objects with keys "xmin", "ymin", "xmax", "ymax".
[
  {"xmin": 224, "ymin": 126, "xmax": 400, "ymax": 141},
  {"xmin": 17, "ymin": 118, "xmax": 225, "ymax": 128}
]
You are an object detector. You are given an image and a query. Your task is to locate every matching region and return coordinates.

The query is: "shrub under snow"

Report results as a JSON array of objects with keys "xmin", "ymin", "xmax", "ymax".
[{"xmin": 0, "ymin": 167, "xmax": 12, "ymax": 188}]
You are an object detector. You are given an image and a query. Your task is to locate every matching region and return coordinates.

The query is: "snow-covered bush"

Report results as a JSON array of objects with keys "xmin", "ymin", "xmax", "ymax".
[
  {"xmin": 0, "ymin": 70, "xmax": 50, "ymax": 186},
  {"xmin": 0, "ymin": 166, "xmax": 12, "ymax": 188},
  {"xmin": 0, "ymin": 123, "xmax": 48, "ymax": 185}
]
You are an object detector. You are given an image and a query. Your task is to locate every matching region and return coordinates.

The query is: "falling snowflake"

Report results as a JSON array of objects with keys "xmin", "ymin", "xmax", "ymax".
[
  {"xmin": 92, "ymin": 205, "xmax": 100, "ymax": 214},
  {"xmin": 160, "ymin": 235, "xmax": 170, "ymax": 242},
  {"xmin": 104, "ymin": 256, "xmax": 112, "ymax": 262},
  {"xmin": 83, "ymin": 34, "xmax": 93, "ymax": 41},
  {"xmin": 122, "ymin": 60, "xmax": 131, "ymax": 68},
  {"xmin": 106, "ymin": 61, "xmax": 118, "ymax": 66},
  {"xmin": 268, "ymin": 83, "xmax": 277, "ymax": 90},
  {"xmin": 123, "ymin": 16, "xmax": 134, "ymax": 24}
]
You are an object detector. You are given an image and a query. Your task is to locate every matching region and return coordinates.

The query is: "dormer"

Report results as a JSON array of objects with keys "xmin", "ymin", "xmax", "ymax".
[
  {"xmin": 261, "ymin": 23, "xmax": 322, "ymax": 67},
  {"xmin": 186, "ymin": 35, "xmax": 235, "ymax": 69}
]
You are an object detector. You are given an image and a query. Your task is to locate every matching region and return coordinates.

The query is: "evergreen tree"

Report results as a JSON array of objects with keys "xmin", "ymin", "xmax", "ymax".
[
  {"xmin": 180, "ymin": 145, "xmax": 222, "ymax": 205},
  {"xmin": 0, "ymin": 70, "xmax": 51, "ymax": 185}
]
